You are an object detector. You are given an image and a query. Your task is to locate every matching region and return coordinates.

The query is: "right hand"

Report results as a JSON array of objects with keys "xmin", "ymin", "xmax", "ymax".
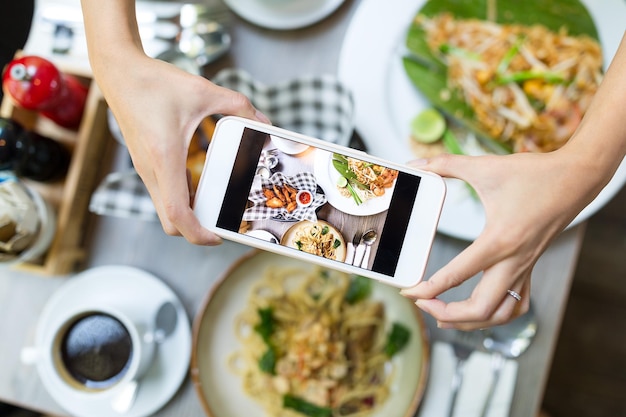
[{"xmin": 101, "ymin": 52, "xmax": 270, "ymax": 245}]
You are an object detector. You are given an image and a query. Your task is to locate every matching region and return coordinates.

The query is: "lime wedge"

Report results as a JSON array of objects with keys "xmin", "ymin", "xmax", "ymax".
[
  {"xmin": 336, "ymin": 176, "xmax": 348, "ymax": 187},
  {"xmin": 410, "ymin": 108, "xmax": 446, "ymax": 143}
]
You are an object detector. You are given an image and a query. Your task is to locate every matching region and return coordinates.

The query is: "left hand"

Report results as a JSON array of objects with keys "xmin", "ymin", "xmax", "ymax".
[{"xmin": 400, "ymin": 149, "xmax": 598, "ymax": 330}]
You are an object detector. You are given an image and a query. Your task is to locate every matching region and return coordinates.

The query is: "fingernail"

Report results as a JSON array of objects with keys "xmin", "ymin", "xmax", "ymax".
[
  {"xmin": 255, "ymin": 110, "xmax": 271, "ymax": 124},
  {"xmin": 437, "ymin": 321, "xmax": 454, "ymax": 329},
  {"xmin": 414, "ymin": 299, "xmax": 429, "ymax": 312}
]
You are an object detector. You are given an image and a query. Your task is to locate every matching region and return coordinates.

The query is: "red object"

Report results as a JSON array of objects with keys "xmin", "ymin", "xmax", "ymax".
[
  {"xmin": 297, "ymin": 190, "xmax": 312, "ymax": 205},
  {"xmin": 2, "ymin": 55, "xmax": 88, "ymax": 129}
]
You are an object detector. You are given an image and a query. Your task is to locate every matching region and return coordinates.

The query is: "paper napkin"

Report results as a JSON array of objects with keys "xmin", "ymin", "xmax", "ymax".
[{"xmin": 417, "ymin": 342, "xmax": 518, "ymax": 417}]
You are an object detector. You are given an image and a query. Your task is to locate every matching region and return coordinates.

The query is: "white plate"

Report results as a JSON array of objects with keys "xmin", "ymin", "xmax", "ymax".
[
  {"xmin": 338, "ymin": 0, "xmax": 626, "ymax": 241},
  {"xmin": 313, "ymin": 149, "xmax": 395, "ymax": 216},
  {"xmin": 32, "ymin": 266, "xmax": 191, "ymax": 417},
  {"xmin": 280, "ymin": 219, "xmax": 347, "ymax": 261},
  {"xmin": 224, "ymin": 0, "xmax": 346, "ymax": 30},
  {"xmin": 270, "ymin": 135, "xmax": 310, "ymax": 155},
  {"xmin": 192, "ymin": 250, "xmax": 429, "ymax": 417},
  {"xmin": 245, "ymin": 229, "xmax": 279, "ymax": 243}
]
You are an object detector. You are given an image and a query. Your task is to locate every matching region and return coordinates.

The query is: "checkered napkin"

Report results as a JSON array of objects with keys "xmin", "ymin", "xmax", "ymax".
[
  {"xmin": 89, "ymin": 171, "xmax": 158, "ymax": 221},
  {"xmin": 212, "ymin": 68, "xmax": 355, "ymax": 146},
  {"xmin": 244, "ymin": 172, "xmax": 326, "ymax": 222}
]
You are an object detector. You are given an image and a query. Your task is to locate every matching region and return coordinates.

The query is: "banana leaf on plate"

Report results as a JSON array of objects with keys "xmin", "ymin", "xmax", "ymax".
[{"xmin": 403, "ymin": 0, "xmax": 600, "ymax": 154}]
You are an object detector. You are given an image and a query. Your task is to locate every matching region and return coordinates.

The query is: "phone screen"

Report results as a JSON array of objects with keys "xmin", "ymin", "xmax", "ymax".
[{"xmin": 216, "ymin": 127, "xmax": 421, "ymax": 277}]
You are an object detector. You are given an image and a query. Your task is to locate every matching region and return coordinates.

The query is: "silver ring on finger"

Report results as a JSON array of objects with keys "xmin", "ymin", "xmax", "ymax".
[{"xmin": 507, "ymin": 289, "xmax": 522, "ymax": 301}]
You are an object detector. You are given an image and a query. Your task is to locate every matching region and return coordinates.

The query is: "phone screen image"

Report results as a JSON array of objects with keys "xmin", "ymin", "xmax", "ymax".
[{"xmin": 216, "ymin": 127, "xmax": 421, "ymax": 277}]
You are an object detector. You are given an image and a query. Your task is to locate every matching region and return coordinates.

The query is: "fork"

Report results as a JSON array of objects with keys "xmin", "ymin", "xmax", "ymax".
[{"xmin": 447, "ymin": 331, "xmax": 480, "ymax": 417}]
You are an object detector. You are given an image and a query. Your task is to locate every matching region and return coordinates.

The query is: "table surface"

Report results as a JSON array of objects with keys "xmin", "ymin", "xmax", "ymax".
[{"xmin": 0, "ymin": 1, "xmax": 585, "ymax": 417}]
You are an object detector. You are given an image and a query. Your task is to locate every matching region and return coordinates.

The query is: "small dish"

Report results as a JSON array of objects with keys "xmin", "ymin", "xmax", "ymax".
[
  {"xmin": 296, "ymin": 189, "xmax": 313, "ymax": 208},
  {"xmin": 270, "ymin": 135, "xmax": 309, "ymax": 155},
  {"xmin": 245, "ymin": 229, "xmax": 279, "ymax": 243},
  {"xmin": 0, "ymin": 175, "xmax": 56, "ymax": 266}
]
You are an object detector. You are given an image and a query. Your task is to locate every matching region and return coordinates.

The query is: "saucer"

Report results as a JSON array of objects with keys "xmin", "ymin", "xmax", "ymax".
[{"xmin": 31, "ymin": 265, "xmax": 191, "ymax": 417}]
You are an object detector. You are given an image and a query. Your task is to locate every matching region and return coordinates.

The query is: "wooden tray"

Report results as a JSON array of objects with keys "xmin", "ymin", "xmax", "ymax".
[{"xmin": 1, "ymin": 67, "xmax": 112, "ymax": 275}]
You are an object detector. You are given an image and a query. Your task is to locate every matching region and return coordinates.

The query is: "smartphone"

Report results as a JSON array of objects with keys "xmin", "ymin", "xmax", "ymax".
[{"xmin": 193, "ymin": 116, "xmax": 446, "ymax": 288}]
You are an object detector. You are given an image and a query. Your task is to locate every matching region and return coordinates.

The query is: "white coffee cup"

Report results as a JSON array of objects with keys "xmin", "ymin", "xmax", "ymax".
[{"xmin": 22, "ymin": 304, "xmax": 156, "ymax": 400}]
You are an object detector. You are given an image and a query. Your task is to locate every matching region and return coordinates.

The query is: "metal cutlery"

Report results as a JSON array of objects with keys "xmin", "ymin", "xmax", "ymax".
[
  {"xmin": 345, "ymin": 232, "xmax": 361, "ymax": 265},
  {"xmin": 448, "ymin": 330, "xmax": 482, "ymax": 417},
  {"xmin": 479, "ymin": 304, "xmax": 537, "ymax": 417},
  {"xmin": 359, "ymin": 229, "xmax": 377, "ymax": 268}
]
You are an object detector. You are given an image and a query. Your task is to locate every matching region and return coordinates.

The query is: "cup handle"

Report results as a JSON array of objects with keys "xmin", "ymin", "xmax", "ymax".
[{"xmin": 21, "ymin": 347, "xmax": 40, "ymax": 365}]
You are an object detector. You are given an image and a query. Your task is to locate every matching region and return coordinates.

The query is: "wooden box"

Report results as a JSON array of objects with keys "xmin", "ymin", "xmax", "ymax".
[{"xmin": 1, "ymin": 67, "xmax": 112, "ymax": 275}]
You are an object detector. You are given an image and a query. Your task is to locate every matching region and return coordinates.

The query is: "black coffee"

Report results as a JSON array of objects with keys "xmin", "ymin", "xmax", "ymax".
[{"xmin": 60, "ymin": 313, "xmax": 133, "ymax": 389}]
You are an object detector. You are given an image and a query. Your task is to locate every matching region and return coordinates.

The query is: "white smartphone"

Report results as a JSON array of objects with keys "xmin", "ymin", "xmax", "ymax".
[{"xmin": 193, "ymin": 116, "xmax": 446, "ymax": 288}]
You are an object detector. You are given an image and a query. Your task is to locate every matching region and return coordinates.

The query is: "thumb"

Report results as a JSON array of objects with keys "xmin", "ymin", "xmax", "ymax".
[
  {"xmin": 208, "ymin": 83, "xmax": 271, "ymax": 124},
  {"xmin": 408, "ymin": 153, "xmax": 476, "ymax": 183}
]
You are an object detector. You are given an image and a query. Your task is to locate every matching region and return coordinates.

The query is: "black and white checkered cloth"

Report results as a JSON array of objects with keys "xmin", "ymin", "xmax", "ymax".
[
  {"xmin": 89, "ymin": 170, "xmax": 158, "ymax": 221},
  {"xmin": 212, "ymin": 69, "xmax": 355, "ymax": 145},
  {"xmin": 244, "ymin": 172, "xmax": 326, "ymax": 222}
]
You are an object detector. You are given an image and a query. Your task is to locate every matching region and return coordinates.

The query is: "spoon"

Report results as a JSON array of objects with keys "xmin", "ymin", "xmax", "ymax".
[
  {"xmin": 479, "ymin": 303, "xmax": 538, "ymax": 417},
  {"xmin": 147, "ymin": 301, "xmax": 179, "ymax": 344},
  {"xmin": 111, "ymin": 301, "xmax": 179, "ymax": 414},
  {"xmin": 359, "ymin": 229, "xmax": 378, "ymax": 268}
]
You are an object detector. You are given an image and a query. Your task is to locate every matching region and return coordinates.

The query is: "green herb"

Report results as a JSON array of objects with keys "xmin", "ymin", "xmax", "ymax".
[
  {"xmin": 495, "ymin": 70, "xmax": 566, "ymax": 85},
  {"xmin": 384, "ymin": 322, "xmax": 411, "ymax": 358},
  {"xmin": 254, "ymin": 308, "xmax": 275, "ymax": 344},
  {"xmin": 344, "ymin": 275, "xmax": 372, "ymax": 305},
  {"xmin": 345, "ymin": 182, "xmax": 363, "ymax": 205},
  {"xmin": 333, "ymin": 239, "xmax": 341, "ymax": 249},
  {"xmin": 496, "ymin": 36, "xmax": 524, "ymax": 74},
  {"xmin": 296, "ymin": 240, "xmax": 302, "ymax": 250},
  {"xmin": 283, "ymin": 395, "xmax": 333, "ymax": 417},
  {"xmin": 259, "ymin": 347, "xmax": 277, "ymax": 374},
  {"xmin": 441, "ymin": 129, "xmax": 463, "ymax": 155},
  {"xmin": 439, "ymin": 43, "xmax": 481, "ymax": 61},
  {"xmin": 321, "ymin": 225, "xmax": 329, "ymax": 235}
]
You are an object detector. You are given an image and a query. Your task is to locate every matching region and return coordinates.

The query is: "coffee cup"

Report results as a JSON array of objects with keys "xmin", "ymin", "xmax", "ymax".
[{"xmin": 22, "ymin": 304, "xmax": 156, "ymax": 399}]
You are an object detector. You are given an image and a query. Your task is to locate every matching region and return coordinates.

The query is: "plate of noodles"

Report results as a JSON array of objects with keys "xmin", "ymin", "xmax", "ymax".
[
  {"xmin": 281, "ymin": 220, "xmax": 347, "ymax": 262},
  {"xmin": 338, "ymin": 0, "xmax": 626, "ymax": 241},
  {"xmin": 313, "ymin": 150, "xmax": 398, "ymax": 216},
  {"xmin": 191, "ymin": 250, "xmax": 429, "ymax": 417}
]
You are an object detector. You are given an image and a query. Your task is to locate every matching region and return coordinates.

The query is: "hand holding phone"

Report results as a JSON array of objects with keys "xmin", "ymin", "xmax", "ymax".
[{"xmin": 193, "ymin": 117, "xmax": 446, "ymax": 288}]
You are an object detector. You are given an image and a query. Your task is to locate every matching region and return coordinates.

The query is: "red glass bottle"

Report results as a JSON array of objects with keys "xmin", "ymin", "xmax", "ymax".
[{"xmin": 2, "ymin": 55, "xmax": 88, "ymax": 129}]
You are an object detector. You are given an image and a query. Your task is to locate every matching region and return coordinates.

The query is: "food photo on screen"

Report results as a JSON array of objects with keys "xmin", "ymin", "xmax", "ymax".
[{"xmin": 215, "ymin": 128, "xmax": 421, "ymax": 277}]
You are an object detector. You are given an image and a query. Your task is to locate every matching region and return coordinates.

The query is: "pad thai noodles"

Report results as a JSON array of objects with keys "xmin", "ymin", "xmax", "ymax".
[
  {"xmin": 333, "ymin": 154, "xmax": 398, "ymax": 205},
  {"xmin": 415, "ymin": 13, "xmax": 603, "ymax": 152}
]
